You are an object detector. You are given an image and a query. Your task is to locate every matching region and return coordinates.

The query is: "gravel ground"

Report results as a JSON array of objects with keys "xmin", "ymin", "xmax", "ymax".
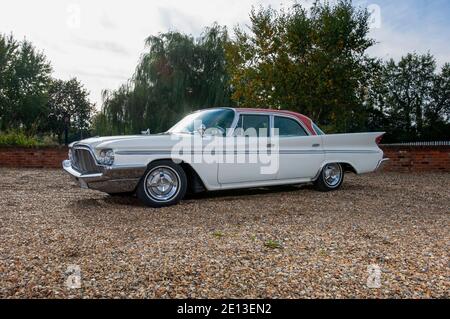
[{"xmin": 0, "ymin": 168, "xmax": 448, "ymax": 299}]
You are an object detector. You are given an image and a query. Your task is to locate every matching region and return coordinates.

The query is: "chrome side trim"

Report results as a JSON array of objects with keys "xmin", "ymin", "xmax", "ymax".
[
  {"xmin": 115, "ymin": 149, "xmax": 380, "ymax": 156},
  {"xmin": 323, "ymin": 150, "xmax": 379, "ymax": 154}
]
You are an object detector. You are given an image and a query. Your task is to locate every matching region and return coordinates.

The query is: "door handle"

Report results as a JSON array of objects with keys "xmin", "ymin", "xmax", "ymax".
[{"xmin": 312, "ymin": 144, "xmax": 320, "ymax": 147}]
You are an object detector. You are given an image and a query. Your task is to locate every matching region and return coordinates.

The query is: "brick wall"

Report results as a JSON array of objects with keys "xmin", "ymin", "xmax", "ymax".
[
  {"xmin": 381, "ymin": 145, "xmax": 450, "ymax": 172},
  {"xmin": 0, "ymin": 147, "xmax": 68, "ymax": 169},
  {"xmin": 0, "ymin": 145, "xmax": 449, "ymax": 172}
]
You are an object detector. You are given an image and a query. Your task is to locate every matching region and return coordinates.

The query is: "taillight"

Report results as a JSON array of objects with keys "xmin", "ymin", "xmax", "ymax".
[{"xmin": 375, "ymin": 134, "xmax": 384, "ymax": 145}]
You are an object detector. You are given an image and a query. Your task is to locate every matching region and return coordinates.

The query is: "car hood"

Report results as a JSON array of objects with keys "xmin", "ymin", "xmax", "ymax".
[
  {"xmin": 71, "ymin": 133, "xmax": 185, "ymax": 151},
  {"xmin": 71, "ymin": 135, "xmax": 143, "ymax": 147}
]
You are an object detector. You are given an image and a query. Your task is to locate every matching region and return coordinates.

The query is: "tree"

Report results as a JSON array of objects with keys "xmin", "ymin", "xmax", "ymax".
[
  {"xmin": 366, "ymin": 53, "xmax": 449, "ymax": 142},
  {"xmin": 386, "ymin": 53, "xmax": 435, "ymax": 140},
  {"xmin": 426, "ymin": 63, "xmax": 450, "ymax": 140},
  {"xmin": 95, "ymin": 24, "xmax": 234, "ymax": 136},
  {"xmin": 45, "ymin": 78, "xmax": 95, "ymax": 143},
  {"xmin": 0, "ymin": 33, "xmax": 52, "ymax": 134},
  {"xmin": 225, "ymin": 0, "xmax": 376, "ymax": 133}
]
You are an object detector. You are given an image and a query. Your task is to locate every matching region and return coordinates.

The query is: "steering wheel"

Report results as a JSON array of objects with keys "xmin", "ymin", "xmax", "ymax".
[{"xmin": 206, "ymin": 126, "xmax": 226, "ymax": 137}]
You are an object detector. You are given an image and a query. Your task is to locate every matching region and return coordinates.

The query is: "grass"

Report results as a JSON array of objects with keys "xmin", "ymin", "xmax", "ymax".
[
  {"xmin": 212, "ymin": 231, "xmax": 225, "ymax": 238},
  {"xmin": 264, "ymin": 239, "xmax": 283, "ymax": 250}
]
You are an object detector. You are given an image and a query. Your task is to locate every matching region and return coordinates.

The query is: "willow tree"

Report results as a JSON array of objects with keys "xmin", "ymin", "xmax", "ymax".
[{"xmin": 97, "ymin": 24, "xmax": 233, "ymax": 135}]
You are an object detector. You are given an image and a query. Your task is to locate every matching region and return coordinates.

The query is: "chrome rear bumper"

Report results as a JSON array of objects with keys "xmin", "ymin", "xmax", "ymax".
[
  {"xmin": 62, "ymin": 160, "xmax": 146, "ymax": 194},
  {"xmin": 375, "ymin": 158, "xmax": 390, "ymax": 171}
]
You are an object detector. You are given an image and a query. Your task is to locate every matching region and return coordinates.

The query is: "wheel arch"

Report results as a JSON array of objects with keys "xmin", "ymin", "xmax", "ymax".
[
  {"xmin": 340, "ymin": 162, "xmax": 358, "ymax": 174},
  {"xmin": 314, "ymin": 161, "xmax": 358, "ymax": 181},
  {"xmin": 145, "ymin": 158, "xmax": 207, "ymax": 193}
]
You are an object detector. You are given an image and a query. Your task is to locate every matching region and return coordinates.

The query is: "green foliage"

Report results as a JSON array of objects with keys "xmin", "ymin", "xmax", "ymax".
[
  {"xmin": 2, "ymin": 4, "xmax": 449, "ymax": 144},
  {"xmin": 264, "ymin": 239, "xmax": 283, "ymax": 250},
  {"xmin": 366, "ymin": 54, "xmax": 450, "ymax": 142},
  {"xmin": 94, "ymin": 24, "xmax": 234, "ymax": 136},
  {"xmin": 0, "ymin": 34, "xmax": 52, "ymax": 134},
  {"xmin": 212, "ymin": 231, "xmax": 225, "ymax": 238},
  {"xmin": 0, "ymin": 131, "xmax": 42, "ymax": 147},
  {"xmin": 45, "ymin": 78, "xmax": 95, "ymax": 143},
  {"xmin": 0, "ymin": 33, "xmax": 94, "ymax": 144},
  {"xmin": 225, "ymin": 0, "xmax": 376, "ymax": 133},
  {"xmin": 0, "ymin": 130, "xmax": 60, "ymax": 147}
]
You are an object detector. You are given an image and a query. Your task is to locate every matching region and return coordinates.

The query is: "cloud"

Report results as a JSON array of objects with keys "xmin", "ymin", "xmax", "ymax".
[
  {"xmin": 366, "ymin": 0, "xmax": 450, "ymax": 67},
  {"xmin": 99, "ymin": 14, "xmax": 118, "ymax": 30},
  {"xmin": 65, "ymin": 68, "xmax": 129, "ymax": 81},
  {"xmin": 71, "ymin": 36, "xmax": 130, "ymax": 56},
  {"xmin": 368, "ymin": 26, "xmax": 450, "ymax": 68},
  {"xmin": 1, "ymin": 0, "xmax": 449, "ymax": 108},
  {"xmin": 157, "ymin": 6, "xmax": 202, "ymax": 35}
]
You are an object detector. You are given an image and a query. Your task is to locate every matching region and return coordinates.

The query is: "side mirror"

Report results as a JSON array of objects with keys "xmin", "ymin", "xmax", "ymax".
[{"xmin": 196, "ymin": 124, "xmax": 206, "ymax": 137}]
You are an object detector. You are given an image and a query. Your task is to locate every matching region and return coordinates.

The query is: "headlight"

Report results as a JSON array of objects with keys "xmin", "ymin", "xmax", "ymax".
[
  {"xmin": 68, "ymin": 149, "xmax": 73, "ymax": 162},
  {"xmin": 97, "ymin": 149, "xmax": 115, "ymax": 166}
]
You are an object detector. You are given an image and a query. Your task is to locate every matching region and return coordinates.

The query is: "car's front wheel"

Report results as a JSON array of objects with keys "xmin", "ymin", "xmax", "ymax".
[
  {"xmin": 137, "ymin": 161, "xmax": 187, "ymax": 208},
  {"xmin": 314, "ymin": 163, "xmax": 344, "ymax": 192}
]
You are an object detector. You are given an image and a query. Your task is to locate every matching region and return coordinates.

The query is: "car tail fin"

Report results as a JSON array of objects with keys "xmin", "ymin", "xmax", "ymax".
[{"xmin": 375, "ymin": 133, "xmax": 385, "ymax": 145}]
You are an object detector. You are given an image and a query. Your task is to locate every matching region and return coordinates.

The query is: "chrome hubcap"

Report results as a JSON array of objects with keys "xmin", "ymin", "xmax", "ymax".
[
  {"xmin": 145, "ymin": 167, "xmax": 180, "ymax": 202},
  {"xmin": 323, "ymin": 163, "xmax": 342, "ymax": 187}
]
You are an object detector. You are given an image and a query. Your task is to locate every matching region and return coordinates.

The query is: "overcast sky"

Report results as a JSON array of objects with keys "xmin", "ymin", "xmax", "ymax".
[{"xmin": 1, "ymin": 0, "xmax": 449, "ymax": 108}]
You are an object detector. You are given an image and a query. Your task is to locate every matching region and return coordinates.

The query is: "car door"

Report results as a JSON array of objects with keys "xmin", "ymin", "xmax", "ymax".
[
  {"xmin": 273, "ymin": 115, "xmax": 324, "ymax": 180},
  {"xmin": 218, "ymin": 114, "xmax": 278, "ymax": 184}
]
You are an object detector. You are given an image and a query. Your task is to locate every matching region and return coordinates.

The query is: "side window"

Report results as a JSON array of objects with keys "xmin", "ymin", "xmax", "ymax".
[
  {"xmin": 274, "ymin": 116, "xmax": 308, "ymax": 137},
  {"xmin": 234, "ymin": 115, "xmax": 270, "ymax": 137}
]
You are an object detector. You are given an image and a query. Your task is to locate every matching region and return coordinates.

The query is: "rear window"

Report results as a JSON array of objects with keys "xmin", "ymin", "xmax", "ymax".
[
  {"xmin": 274, "ymin": 116, "xmax": 308, "ymax": 137},
  {"xmin": 312, "ymin": 123, "xmax": 325, "ymax": 135}
]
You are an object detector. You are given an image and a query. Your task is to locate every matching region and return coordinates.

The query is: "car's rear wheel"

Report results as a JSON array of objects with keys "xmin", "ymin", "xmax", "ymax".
[
  {"xmin": 137, "ymin": 161, "xmax": 187, "ymax": 208},
  {"xmin": 314, "ymin": 163, "xmax": 344, "ymax": 192}
]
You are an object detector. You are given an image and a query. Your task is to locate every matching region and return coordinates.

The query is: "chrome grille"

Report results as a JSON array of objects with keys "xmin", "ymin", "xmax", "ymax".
[{"xmin": 72, "ymin": 147, "xmax": 101, "ymax": 174}]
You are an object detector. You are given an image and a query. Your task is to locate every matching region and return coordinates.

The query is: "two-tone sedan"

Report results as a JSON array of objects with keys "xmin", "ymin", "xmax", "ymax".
[{"xmin": 63, "ymin": 108, "xmax": 387, "ymax": 207}]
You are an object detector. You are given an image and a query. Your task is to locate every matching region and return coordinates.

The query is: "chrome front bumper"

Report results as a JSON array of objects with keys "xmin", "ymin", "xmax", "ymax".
[{"xmin": 62, "ymin": 160, "xmax": 146, "ymax": 194}]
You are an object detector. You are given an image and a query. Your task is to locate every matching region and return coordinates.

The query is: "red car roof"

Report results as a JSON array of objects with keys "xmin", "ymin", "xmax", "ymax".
[{"xmin": 234, "ymin": 108, "xmax": 316, "ymax": 135}]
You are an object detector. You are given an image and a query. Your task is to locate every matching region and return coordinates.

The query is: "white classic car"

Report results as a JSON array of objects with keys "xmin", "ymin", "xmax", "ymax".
[{"xmin": 63, "ymin": 108, "xmax": 388, "ymax": 207}]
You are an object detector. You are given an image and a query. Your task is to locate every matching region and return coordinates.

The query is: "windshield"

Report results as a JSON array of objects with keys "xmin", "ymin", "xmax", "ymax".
[{"xmin": 168, "ymin": 109, "xmax": 236, "ymax": 136}]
